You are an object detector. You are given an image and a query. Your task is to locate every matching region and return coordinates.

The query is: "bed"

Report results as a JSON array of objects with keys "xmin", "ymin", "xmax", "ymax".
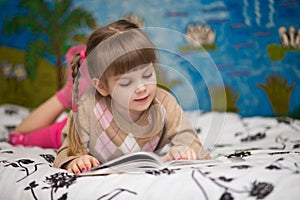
[{"xmin": 0, "ymin": 104, "xmax": 300, "ymax": 200}]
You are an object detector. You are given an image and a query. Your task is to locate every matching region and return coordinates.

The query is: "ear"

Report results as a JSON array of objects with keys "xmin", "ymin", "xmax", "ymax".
[{"xmin": 92, "ymin": 78, "xmax": 109, "ymax": 96}]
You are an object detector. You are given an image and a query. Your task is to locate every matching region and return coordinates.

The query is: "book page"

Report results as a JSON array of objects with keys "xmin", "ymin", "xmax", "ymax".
[
  {"xmin": 79, "ymin": 151, "xmax": 218, "ymax": 176},
  {"xmin": 81, "ymin": 152, "xmax": 164, "ymax": 175},
  {"xmin": 164, "ymin": 159, "xmax": 217, "ymax": 169}
]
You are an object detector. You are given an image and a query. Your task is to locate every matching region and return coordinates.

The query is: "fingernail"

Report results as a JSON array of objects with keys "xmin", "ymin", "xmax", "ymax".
[
  {"xmin": 75, "ymin": 171, "xmax": 80, "ymax": 174},
  {"xmin": 81, "ymin": 167, "xmax": 85, "ymax": 171}
]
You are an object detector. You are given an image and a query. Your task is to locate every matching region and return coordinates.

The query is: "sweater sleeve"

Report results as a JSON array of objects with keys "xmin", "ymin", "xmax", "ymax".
[{"xmin": 156, "ymin": 89, "xmax": 210, "ymax": 160}]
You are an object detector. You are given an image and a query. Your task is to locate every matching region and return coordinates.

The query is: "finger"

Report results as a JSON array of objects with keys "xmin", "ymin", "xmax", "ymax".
[
  {"xmin": 90, "ymin": 157, "xmax": 100, "ymax": 167},
  {"xmin": 67, "ymin": 167, "xmax": 73, "ymax": 173},
  {"xmin": 160, "ymin": 153, "xmax": 172, "ymax": 162},
  {"xmin": 66, "ymin": 159, "xmax": 79, "ymax": 174},
  {"xmin": 186, "ymin": 149, "xmax": 193, "ymax": 160},
  {"xmin": 66, "ymin": 161, "xmax": 74, "ymax": 173},
  {"xmin": 181, "ymin": 153, "xmax": 187, "ymax": 160},
  {"xmin": 169, "ymin": 150, "xmax": 179, "ymax": 160},
  {"xmin": 191, "ymin": 149, "xmax": 197, "ymax": 160},
  {"xmin": 186, "ymin": 149, "xmax": 196, "ymax": 160},
  {"xmin": 81, "ymin": 156, "xmax": 93, "ymax": 171},
  {"xmin": 178, "ymin": 149, "xmax": 188, "ymax": 160},
  {"xmin": 77, "ymin": 157, "xmax": 91, "ymax": 172},
  {"xmin": 71, "ymin": 162, "xmax": 81, "ymax": 175},
  {"xmin": 185, "ymin": 149, "xmax": 191, "ymax": 160}
]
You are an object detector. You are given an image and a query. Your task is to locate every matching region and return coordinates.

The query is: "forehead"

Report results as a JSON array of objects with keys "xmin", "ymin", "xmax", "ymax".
[
  {"xmin": 128, "ymin": 63, "xmax": 153, "ymax": 73},
  {"xmin": 114, "ymin": 64, "xmax": 153, "ymax": 79}
]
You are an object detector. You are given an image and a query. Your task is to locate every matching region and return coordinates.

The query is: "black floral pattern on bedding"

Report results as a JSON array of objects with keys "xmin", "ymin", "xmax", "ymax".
[
  {"xmin": 97, "ymin": 188, "xmax": 138, "ymax": 200},
  {"xmin": 3, "ymin": 153, "xmax": 54, "ymax": 182},
  {"xmin": 192, "ymin": 169, "xmax": 274, "ymax": 200},
  {"xmin": 42, "ymin": 172, "xmax": 77, "ymax": 200},
  {"xmin": 1, "ymin": 142, "xmax": 299, "ymax": 199},
  {"xmin": 1, "ymin": 105, "xmax": 300, "ymax": 199},
  {"xmin": 22, "ymin": 172, "xmax": 77, "ymax": 200},
  {"xmin": 0, "ymin": 149, "xmax": 76, "ymax": 200}
]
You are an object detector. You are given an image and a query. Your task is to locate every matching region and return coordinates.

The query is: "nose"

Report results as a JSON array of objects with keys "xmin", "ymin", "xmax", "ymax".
[{"xmin": 135, "ymin": 83, "xmax": 146, "ymax": 93}]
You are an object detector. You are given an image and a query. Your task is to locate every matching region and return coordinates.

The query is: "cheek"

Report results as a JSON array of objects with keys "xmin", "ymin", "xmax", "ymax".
[
  {"xmin": 148, "ymin": 84, "xmax": 157, "ymax": 95},
  {"xmin": 145, "ymin": 77, "xmax": 157, "ymax": 90},
  {"xmin": 111, "ymin": 87, "xmax": 133, "ymax": 102}
]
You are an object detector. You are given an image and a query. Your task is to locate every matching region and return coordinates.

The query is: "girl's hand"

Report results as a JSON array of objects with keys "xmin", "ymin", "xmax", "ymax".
[
  {"xmin": 161, "ymin": 146, "xmax": 198, "ymax": 162},
  {"xmin": 66, "ymin": 155, "xmax": 100, "ymax": 174}
]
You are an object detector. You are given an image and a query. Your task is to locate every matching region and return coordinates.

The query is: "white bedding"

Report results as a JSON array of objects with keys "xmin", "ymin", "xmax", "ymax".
[{"xmin": 0, "ymin": 104, "xmax": 300, "ymax": 200}]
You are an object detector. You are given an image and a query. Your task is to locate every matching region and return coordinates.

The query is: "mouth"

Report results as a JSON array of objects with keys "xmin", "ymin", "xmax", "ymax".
[{"xmin": 134, "ymin": 95, "xmax": 149, "ymax": 102}]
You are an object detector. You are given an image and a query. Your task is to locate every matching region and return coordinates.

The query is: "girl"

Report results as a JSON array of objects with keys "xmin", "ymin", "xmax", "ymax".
[{"xmin": 53, "ymin": 19, "xmax": 210, "ymax": 174}]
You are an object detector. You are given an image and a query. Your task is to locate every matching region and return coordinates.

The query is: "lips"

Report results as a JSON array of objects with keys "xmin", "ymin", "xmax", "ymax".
[{"xmin": 135, "ymin": 95, "xmax": 149, "ymax": 102}]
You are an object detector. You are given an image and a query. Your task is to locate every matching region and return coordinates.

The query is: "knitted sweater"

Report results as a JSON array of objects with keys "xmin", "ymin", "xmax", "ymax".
[{"xmin": 54, "ymin": 88, "xmax": 209, "ymax": 168}]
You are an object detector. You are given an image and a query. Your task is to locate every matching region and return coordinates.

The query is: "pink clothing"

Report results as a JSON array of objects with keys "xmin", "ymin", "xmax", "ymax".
[
  {"xmin": 92, "ymin": 98, "xmax": 164, "ymax": 161},
  {"xmin": 9, "ymin": 118, "xmax": 67, "ymax": 149}
]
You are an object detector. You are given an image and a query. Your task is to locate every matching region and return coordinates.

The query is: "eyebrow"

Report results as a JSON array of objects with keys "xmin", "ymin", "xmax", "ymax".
[{"xmin": 128, "ymin": 63, "xmax": 152, "ymax": 73}]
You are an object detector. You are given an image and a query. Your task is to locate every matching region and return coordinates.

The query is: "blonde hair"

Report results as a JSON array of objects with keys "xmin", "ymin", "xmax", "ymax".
[{"xmin": 68, "ymin": 19, "xmax": 157, "ymax": 156}]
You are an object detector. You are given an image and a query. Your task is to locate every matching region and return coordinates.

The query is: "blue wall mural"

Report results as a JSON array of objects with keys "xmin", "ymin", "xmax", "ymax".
[{"xmin": 0, "ymin": 0, "xmax": 300, "ymax": 117}]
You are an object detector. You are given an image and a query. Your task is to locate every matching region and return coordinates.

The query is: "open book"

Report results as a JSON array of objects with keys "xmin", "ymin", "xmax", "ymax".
[{"xmin": 79, "ymin": 151, "xmax": 215, "ymax": 176}]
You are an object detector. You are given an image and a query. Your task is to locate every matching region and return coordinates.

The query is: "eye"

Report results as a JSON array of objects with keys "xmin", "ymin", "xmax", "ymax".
[
  {"xmin": 118, "ymin": 80, "xmax": 131, "ymax": 87},
  {"xmin": 143, "ymin": 72, "xmax": 153, "ymax": 79}
]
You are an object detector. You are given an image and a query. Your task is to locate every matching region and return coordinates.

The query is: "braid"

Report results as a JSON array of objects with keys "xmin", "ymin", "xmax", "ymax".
[
  {"xmin": 71, "ymin": 54, "xmax": 82, "ymax": 102},
  {"xmin": 68, "ymin": 53, "xmax": 87, "ymax": 156}
]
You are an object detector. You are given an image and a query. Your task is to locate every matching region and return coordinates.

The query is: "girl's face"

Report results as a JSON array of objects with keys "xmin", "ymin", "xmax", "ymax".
[{"xmin": 96, "ymin": 63, "xmax": 157, "ymax": 120}]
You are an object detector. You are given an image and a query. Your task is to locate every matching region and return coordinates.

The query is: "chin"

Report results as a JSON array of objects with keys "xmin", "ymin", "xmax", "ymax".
[{"xmin": 131, "ymin": 103, "xmax": 151, "ymax": 113}]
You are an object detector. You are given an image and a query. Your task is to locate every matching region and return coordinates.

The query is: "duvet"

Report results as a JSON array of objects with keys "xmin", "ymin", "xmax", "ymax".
[{"xmin": 0, "ymin": 104, "xmax": 299, "ymax": 200}]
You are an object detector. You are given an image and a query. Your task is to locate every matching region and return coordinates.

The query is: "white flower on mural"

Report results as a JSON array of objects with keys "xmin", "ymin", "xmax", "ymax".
[
  {"xmin": 185, "ymin": 24, "xmax": 216, "ymax": 47},
  {"xmin": 278, "ymin": 25, "xmax": 300, "ymax": 49},
  {"xmin": 13, "ymin": 64, "xmax": 27, "ymax": 81},
  {"xmin": 1, "ymin": 61, "xmax": 14, "ymax": 79},
  {"xmin": 1, "ymin": 61, "xmax": 27, "ymax": 81}
]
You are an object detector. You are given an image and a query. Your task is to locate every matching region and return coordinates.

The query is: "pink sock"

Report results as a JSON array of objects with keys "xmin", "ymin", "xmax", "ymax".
[
  {"xmin": 56, "ymin": 45, "xmax": 87, "ymax": 108},
  {"xmin": 9, "ymin": 118, "xmax": 68, "ymax": 149}
]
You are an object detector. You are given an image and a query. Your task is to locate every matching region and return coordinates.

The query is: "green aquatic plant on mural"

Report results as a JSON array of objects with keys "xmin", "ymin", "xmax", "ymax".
[
  {"xmin": 267, "ymin": 44, "xmax": 300, "ymax": 61},
  {"xmin": 209, "ymin": 85, "xmax": 239, "ymax": 112},
  {"xmin": 257, "ymin": 74, "xmax": 295, "ymax": 116},
  {"xmin": 3, "ymin": 0, "xmax": 97, "ymax": 89},
  {"xmin": 178, "ymin": 44, "xmax": 217, "ymax": 53}
]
